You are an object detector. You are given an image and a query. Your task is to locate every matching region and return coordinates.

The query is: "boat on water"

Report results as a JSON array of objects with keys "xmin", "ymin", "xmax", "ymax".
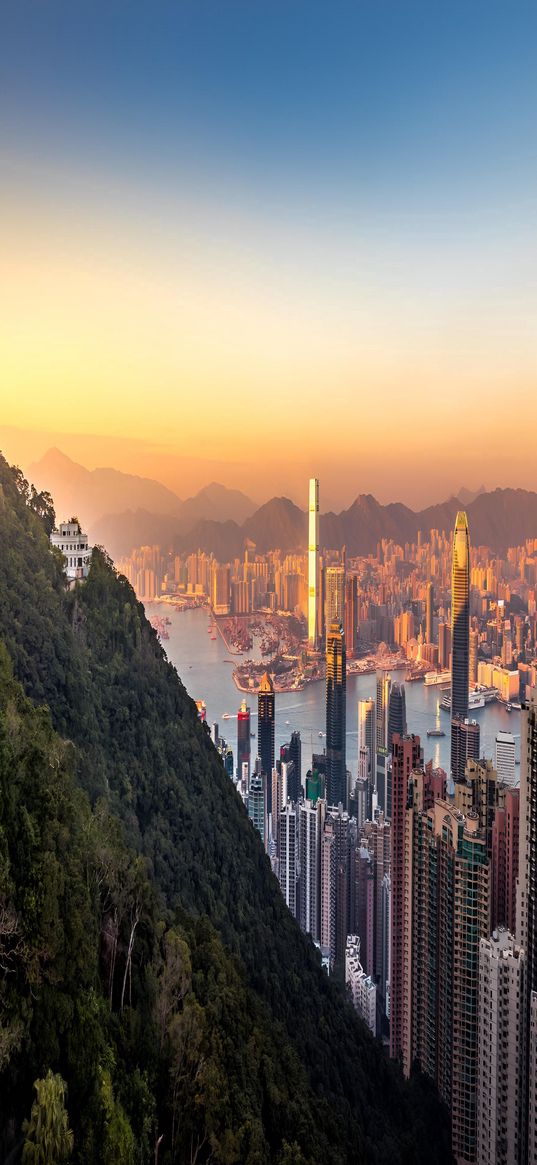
[
  {"xmin": 440, "ymin": 688, "xmax": 487, "ymax": 712},
  {"xmin": 424, "ymin": 671, "xmax": 451, "ymax": 687},
  {"xmin": 222, "ymin": 713, "xmax": 231, "ymax": 720},
  {"xmin": 427, "ymin": 728, "xmax": 446, "ymax": 738}
]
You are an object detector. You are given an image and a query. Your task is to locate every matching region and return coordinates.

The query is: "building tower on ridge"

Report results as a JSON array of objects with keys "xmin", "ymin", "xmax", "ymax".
[{"xmin": 308, "ymin": 478, "xmax": 320, "ymax": 648}]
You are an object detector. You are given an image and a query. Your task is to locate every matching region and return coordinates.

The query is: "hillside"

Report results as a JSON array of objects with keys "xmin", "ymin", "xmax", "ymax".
[{"xmin": 0, "ymin": 454, "xmax": 453, "ymax": 1164}]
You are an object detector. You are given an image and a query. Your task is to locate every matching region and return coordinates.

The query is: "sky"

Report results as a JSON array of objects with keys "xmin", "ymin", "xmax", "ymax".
[{"xmin": 1, "ymin": 1, "xmax": 536, "ymax": 508}]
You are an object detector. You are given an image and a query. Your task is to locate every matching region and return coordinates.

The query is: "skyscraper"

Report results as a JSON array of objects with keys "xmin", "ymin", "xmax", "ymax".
[
  {"xmin": 495, "ymin": 730, "xmax": 516, "ymax": 787},
  {"xmin": 248, "ymin": 772, "xmax": 267, "ymax": 847},
  {"xmin": 278, "ymin": 802, "xmax": 298, "ymax": 918},
  {"xmin": 326, "ymin": 621, "xmax": 346, "ymax": 807},
  {"xmin": 477, "ymin": 928, "xmax": 525, "ymax": 1165},
  {"xmin": 425, "ymin": 580, "xmax": 434, "ymax": 645},
  {"xmin": 376, "ymin": 671, "xmax": 391, "ymax": 813},
  {"xmin": 386, "ymin": 682, "xmax": 407, "ymax": 819},
  {"xmin": 325, "ymin": 565, "xmax": 345, "ymax": 637},
  {"xmin": 389, "ymin": 733, "xmax": 421, "ymax": 1062},
  {"xmin": 298, "ymin": 797, "xmax": 323, "ymax": 941},
  {"xmin": 237, "ymin": 699, "xmax": 251, "ymax": 779},
  {"xmin": 451, "ymin": 717, "xmax": 480, "ymax": 784},
  {"xmin": 450, "ymin": 511, "xmax": 470, "ymax": 779},
  {"xmin": 308, "ymin": 478, "xmax": 320, "ymax": 648},
  {"xmin": 258, "ymin": 672, "xmax": 275, "ymax": 812},
  {"xmin": 345, "ymin": 573, "xmax": 359, "ymax": 658},
  {"xmin": 358, "ymin": 698, "xmax": 375, "ymax": 779},
  {"xmin": 516, "ymin": 686, "xmax": 537, "ymax": 1163}
]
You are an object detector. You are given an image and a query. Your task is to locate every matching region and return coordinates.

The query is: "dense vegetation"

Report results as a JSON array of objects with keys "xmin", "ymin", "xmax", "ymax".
[{"xmin": 0, "ymin": 453, "xmax": 453, "ymax": 1163}]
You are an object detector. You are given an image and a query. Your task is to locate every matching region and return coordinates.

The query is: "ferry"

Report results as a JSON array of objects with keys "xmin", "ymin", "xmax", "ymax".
[
  {"xmin": 424, "ymin": 671, "xmax": 451, "ymax": 687},
  {"xmin": 440, "ymin": 689, "xmax": 488, "ymax": 712},
  {"xmin": 427, "ymin": 728, "xmax": 446, "ymax": 738},
  {"xmin": 222, "ymin": 712, "xmax": 231, "ymax": 720}
]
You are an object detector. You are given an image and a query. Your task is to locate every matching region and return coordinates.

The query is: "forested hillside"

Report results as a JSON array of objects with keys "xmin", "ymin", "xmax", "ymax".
[{"xmin": 0, "ymin": 453, "xmax": 453, "ymax": 1164}]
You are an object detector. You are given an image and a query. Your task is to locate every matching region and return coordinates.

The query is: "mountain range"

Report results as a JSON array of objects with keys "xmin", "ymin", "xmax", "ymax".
[
  {"xmin": 27, "ymin": 447, "xmax": 256, "ymax": 538},
  {"xmin": 26, "ymin": 449, "xmax": 537, "ymax": 557},
  {"xmin": 102, "ymin": 488, "xmax": 537, "ymax": 559}
]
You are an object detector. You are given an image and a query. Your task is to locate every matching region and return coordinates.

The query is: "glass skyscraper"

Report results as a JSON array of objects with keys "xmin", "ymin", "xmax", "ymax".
[
  {"xmin": 326, "ymin": 620, "xmax": 346, "ymax": 807},
  {"xmin": 450, "ymin": 511, "xmax": 470, "ymax": 779}
]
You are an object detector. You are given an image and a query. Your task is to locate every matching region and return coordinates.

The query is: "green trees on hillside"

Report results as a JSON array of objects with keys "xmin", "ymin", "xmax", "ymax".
[{"xmin": 0, "ymin": 453, "xmax": 453, "ymax": 1164}]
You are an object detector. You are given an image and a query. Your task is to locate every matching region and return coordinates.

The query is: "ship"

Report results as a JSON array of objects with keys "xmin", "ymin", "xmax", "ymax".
[
  {"xmin": 427, "ymin": 728, "xmax": 446, "ymax": 738},
  {"xmin": 440, "ymin": 689, "xmax": 487, "ymax": 712},
  {"xmin": 424, "ymin": 671, "xmax": 451, "ymax": 686}
]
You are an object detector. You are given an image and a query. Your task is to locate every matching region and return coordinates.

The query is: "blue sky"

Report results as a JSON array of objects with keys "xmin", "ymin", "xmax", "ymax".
[{"xmin": 1, "ymin": 1, "xmax": 536, "ymax": 506}]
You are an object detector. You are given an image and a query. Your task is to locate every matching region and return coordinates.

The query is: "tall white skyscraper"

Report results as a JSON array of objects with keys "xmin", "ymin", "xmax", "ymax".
[
  {"xmin": 495, "ymin": 730, "xmax": 516, "ymax": 787},
  {"xmin": 308, "ymin": 478, "xmax": 320, "ymax": 648}
]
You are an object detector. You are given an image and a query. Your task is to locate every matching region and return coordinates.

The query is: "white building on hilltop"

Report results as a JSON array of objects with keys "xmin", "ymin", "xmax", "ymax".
[
  {"xmin": 50, "ymin": 520, "xmax": 92, "ymax": 581},
  {"xmin": 345, "ymin": 935, "xmax": 377, "ymax": 1036}
]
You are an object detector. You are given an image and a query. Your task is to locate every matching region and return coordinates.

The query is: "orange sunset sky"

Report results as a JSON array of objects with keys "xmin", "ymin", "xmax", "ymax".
[{"xmin": 1, "ymin": 2, "xmax": 536, "ymax": 509}]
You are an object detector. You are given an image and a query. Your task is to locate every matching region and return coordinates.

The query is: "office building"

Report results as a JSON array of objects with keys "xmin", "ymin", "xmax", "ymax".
[
  {"xmin": 450, "ymin": 511, "xmax": 471, "ymax": 777},
  {"xmin": 237, "ymin": 699, "xmax": 251, "ymax": 779},
  {"xmin": 495, "ymin": 730, "xmax": 516, "ymax": 787},
  {"xmin": 325, "ymin": 565, "xmax": 346, "ymax": 637},
  {"xmin": 326, "ymin": 621, "xmax": 346, "ymax": 807},
  {"xmin": 308, "ymin": 478, "xmax": 320, "ymax": 648},
  {"xmin": 258, "ymin": 672, "xmax": 275, "ymax": 813},
  {"xmin": 451, "ymin": 717, "xmax": 480, "ymax": 785}
]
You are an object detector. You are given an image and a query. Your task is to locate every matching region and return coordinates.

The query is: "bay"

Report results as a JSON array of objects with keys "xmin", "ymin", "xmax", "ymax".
[{"xmin": 151, "ymin": 604, "xmax": 521, "ymax": 783}]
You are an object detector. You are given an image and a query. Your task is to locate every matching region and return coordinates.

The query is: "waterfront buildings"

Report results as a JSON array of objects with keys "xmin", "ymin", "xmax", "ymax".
[
  {"xmin": 326, "ymin": 621, "xmax": 346, "ymax": 808},
  {"xmin": 450, "ymin": 511, "xmax": 471, "ymax": 780},
  {"xmin": 258, "ymin": 672, "xmax": 275, "ymax": 812},
  {"xmin": 308, "ymin": 477, "xmax": 320, "ymax": 647}
]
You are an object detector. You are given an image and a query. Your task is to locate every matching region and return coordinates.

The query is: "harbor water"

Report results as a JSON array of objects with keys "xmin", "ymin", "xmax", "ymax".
[{"xmin": 151, "ymin": 604, "xmax": 522, "ymax": 784}]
